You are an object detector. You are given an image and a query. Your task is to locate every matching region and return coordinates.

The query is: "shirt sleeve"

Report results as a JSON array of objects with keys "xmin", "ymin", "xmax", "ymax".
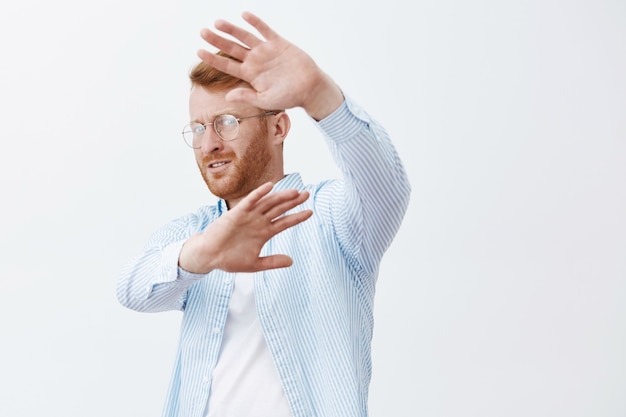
[
  {"xmin": 116, "ymin": 216, "xmax": 207, "ymax": 313},
  {"xmin": 314, "ymin": 96, "xmax": 411, "ymax": 275}
]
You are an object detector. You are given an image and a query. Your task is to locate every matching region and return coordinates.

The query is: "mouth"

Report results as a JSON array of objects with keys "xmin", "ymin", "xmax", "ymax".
[{"xmin": 206, "ymin": 159, "xmax": 231, "ymax": 174}]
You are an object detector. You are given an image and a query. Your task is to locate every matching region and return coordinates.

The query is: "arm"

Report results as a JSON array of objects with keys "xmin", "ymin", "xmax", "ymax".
[
  {"xmin": 117, "ymin": 184, "xmax": 313, "ymax": 312},
  {"xmin": 315, "ymin": 98, "xmax": 411, "ymax": 275},
  {"xmin": 197, "ymin": 12, "xmax": 410, "ymax": 274},
  {"xmin": 116, "ymin": 217, "xmax": 203, "ymax": 313}
]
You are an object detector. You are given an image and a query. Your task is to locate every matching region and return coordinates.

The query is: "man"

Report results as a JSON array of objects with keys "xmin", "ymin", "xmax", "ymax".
[{"xmin": 117, "ymin": 11, "xmax": 410, "ymax": 417}]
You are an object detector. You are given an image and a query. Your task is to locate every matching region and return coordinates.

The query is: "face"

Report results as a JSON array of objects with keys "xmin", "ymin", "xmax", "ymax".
[{"xmin": 189, "ymin": 86, "xmax": 283, "ymax": 207}]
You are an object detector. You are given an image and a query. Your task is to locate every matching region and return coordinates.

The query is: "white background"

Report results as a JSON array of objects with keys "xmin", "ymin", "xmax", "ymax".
[{"xmin": 1, "ymin": 1, "xmax": 624, "ymax": 416}]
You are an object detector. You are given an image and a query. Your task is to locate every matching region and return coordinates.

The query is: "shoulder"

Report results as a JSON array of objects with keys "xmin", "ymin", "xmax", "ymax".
[
  {"xmin": 183, "ymin": 204, "xmax": 220, "ymax": 231},
  {"xmin": 155, "ymin": 204, "xmax": 220, "ymax": 240}
]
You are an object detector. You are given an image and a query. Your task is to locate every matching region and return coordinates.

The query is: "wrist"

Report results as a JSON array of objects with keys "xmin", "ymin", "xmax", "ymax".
[
  {"xmin": 178, "ymin": 234, "xmax": 216, "ymax": 274},
  {"xmin": 303, "ymin": 72, "xmax": 344, "ymax": 121}
]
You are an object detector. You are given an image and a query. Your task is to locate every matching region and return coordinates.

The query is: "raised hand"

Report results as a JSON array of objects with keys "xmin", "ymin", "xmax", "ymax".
[
  {"xmin": 197, "ymin": 11, "xmax": 344, "ymax": 121},
  {"xmin": 178, "ymin": 182, "xmax": 313, "ymax": 274}
]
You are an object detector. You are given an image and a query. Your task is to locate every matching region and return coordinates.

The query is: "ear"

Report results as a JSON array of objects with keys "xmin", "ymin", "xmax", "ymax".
[{"xmin": 269, "ymin": 112, "xmax": 291, "ymax": 145}]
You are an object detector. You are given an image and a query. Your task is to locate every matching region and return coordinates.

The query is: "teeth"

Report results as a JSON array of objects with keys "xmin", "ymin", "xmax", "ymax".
[{"xmin": 210, "ymin": 162, "xmax": 226, "ymax": 168}]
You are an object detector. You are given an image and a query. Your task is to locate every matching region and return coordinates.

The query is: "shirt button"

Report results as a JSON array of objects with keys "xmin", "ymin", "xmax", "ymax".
[
  {"xmin": 202, "ymin": 376, "xmax": 210, "ymax": 384},
  {"xmin": 212, "ymin": 326, "xmax": 221, "ymax": 334},
  {"xmin": 223, "ymin": 276, "xmax": 232, "ymax": 285}
]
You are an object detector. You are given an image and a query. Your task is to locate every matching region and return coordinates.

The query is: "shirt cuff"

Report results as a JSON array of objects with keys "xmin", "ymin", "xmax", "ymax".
[
  {"xmin": 177, "ymin": 266, "xmax": 208, "ymax": 282},
  {"xmin": 155, "ymin": 240, "xmax": 205, "ymax": 285},
  {"xmin": 316, "ymin": 95, "xmax": 372, "ymax": 143}
]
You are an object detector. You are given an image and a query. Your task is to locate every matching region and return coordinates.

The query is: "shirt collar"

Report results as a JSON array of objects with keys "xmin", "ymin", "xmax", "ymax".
[{"xmin": 217, "ymin": 173, "xmax": 303, "ymax": 215}]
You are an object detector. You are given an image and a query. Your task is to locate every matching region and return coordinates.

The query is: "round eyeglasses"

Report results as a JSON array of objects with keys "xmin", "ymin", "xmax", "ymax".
[{"xmin": 182, "ymin": 111, "xmax": 279, "ymax": 148}]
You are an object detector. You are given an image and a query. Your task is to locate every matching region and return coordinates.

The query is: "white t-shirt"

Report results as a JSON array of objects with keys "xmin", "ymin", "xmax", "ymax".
[{"xmin": 205, "ymin": 272, "xmax": 292, "ymax": 417}]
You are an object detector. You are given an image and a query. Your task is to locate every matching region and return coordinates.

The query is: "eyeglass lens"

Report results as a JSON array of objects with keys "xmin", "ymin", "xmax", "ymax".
[
  {"xmin": 182, "ymin": 112, "xmax": 276, "ymax": 149},
  {"xmin": 182, "ymin": 115, "xmax": 240, "ymax": 148},
  {"xmin": 214, "ymin": 115, "xmax": 239, "ymax": 140}
]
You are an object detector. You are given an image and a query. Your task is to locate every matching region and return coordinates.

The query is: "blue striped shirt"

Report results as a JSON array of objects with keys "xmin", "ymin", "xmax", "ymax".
[{"xmin": 117, "ymin": 97, "xmax": 411, "ymax": 417}]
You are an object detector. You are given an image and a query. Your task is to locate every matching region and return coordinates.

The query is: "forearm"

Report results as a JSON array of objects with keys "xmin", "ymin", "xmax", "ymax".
[
  {"xmin": 117, "ymin": 240, "xmax": 204, "ymax": 312},
  {"xmin": 317, "ymin": 97, "xmax": 411, "ymax": 269}
]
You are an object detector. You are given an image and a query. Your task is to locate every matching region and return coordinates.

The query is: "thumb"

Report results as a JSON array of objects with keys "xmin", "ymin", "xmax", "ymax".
[
  {"xmin": 226, "ymin": 87, "xmax": 259, "ymax": 105},
  {"xmin": 254, "ymin": 254, "xmax": 293, "ymax": 271}
]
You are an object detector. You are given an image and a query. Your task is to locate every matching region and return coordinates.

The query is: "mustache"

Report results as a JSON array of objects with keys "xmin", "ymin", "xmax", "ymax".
[{"xmin": 201, "ymin": 152, "xmax": 236, "ymax": 166}]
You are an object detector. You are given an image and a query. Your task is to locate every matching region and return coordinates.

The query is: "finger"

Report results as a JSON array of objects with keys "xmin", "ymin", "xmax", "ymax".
[
  {"xmin": 238, "ymin": 182, "xmax": 275, "ymax": 209},
  {"xmin": 197, "ymin": 48, "xmax": 244, "ymax": 79},
  {"xmin": 241, "ymin": 11, "xmax": 280, "ymax": 41},
  {"xmin": 253, "ymin": 254, "xmax": 293, "ymax": 271},
  {"xmin": 214, "ymin": 18, "xmax": 264, "ymax": 48},
  {"xmin": 264, "ymin": 191, "xmax": 311, "ymax": 220},
  {"xmin": 199, "ymin": 28, "xmax": 250, "ymax": 62},
  {"xmin": 225, "ymin": 87, "xmax": 260, "ymax": 105},
  {"xmin": 270, "ymin": 209, "xmax": 314, "ymax": 234},
  {"xmin": 253, "ymin": 188, "xmax": 301, "ymax": 214}
]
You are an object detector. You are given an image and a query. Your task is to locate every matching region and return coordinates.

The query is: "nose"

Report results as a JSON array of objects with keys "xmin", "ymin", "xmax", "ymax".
[{"xmin": 199, "ymin": 126, "xmax": 224, "ymax": 154}]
